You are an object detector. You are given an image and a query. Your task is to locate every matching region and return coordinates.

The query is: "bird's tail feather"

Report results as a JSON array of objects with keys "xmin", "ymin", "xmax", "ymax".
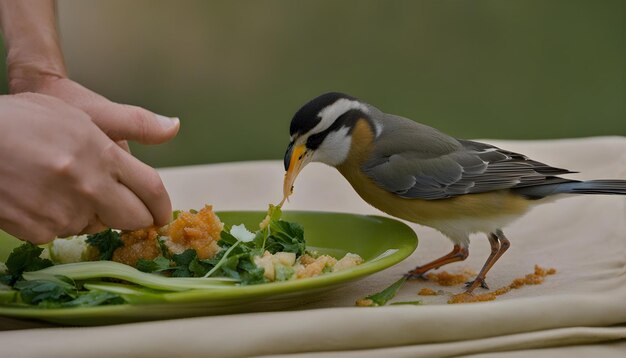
[
  {"xmin": 565, "ymin": 180, "xmax": 626, "ymax": 195},
  {"xmin": 514, "ymin": 180, "xmax": 626, "ymax": 199}
]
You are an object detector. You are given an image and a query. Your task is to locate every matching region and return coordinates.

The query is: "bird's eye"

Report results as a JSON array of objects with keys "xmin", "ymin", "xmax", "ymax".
[{"xmin": 306, "ymin": 133, "xmax": 325, "ymax": 150}]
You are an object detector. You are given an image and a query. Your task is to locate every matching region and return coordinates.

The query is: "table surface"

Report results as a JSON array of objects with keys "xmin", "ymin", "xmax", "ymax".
[{"xmin": 1, "ymin": 136, "xmax": 625, "ymax": 358}]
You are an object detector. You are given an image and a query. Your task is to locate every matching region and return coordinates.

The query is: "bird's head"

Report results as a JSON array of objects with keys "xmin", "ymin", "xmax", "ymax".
[{"xmin": 282, "ymin": 92, "xmax": 378, "ymax": 202}]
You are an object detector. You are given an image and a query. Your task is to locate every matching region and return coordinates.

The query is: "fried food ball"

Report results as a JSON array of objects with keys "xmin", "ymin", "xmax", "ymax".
[
  {"xmin": 112, "ymin": 227, "xmax": 161, "ymax": 267},
  {"xmin": 112, "ymin": 205, "xmax": 224, "ymax": 267},
  {"xmin": 160, "ymin": 205, "xmax": 223, "ymax": 259}
]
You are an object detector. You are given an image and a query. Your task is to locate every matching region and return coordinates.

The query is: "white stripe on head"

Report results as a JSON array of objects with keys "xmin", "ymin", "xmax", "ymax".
[
  {"xmin": 309, "ymin": 99, "xmax": 369, "ymax": 135},
  {"xmin": 310, "ymin": 126, "xmax": 352, "ymax": 166},
  {"xmin": 371, "ymin": 118, "xmax": 383, "ymax": 138}
]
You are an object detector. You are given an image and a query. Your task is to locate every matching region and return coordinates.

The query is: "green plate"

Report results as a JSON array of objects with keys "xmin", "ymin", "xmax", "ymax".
[{"xmin": 0, "ymin": 211, "xmax": 417, "ymax": 325}]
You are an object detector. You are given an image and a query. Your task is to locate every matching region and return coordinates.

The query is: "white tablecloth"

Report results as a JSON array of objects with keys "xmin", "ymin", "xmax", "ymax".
[{"xmin": 1, "ymin": 136, "xmax": 625, "ymax": 357}]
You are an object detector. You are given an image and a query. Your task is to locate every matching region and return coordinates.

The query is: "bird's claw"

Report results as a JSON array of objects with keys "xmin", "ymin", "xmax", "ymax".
[
  {"xmin": 404, "ymin": 271, "xmax": 429, "ymax": 281},
  {"xmin": 465, "ymin": 278, "xmax": 489, "ymax": 290}
]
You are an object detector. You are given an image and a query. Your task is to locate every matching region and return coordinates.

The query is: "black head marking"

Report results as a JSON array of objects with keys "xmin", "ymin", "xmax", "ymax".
[
  {"xmin": 305, "ymin": 109, "xmax": 367, "ymax": 150},
  {"xmin": 289, "ymin": 92, "xmax": 357, "ymax": 137}
]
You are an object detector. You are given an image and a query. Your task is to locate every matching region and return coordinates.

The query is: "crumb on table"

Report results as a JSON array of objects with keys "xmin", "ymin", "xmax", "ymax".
[
  {"xmin": 448, "ymin": 265, "xmax": 556, "ymax": 304},
  {"xmin": 426, "ymin": 268, "xmax": 476, "ymax": 286},
  {"xmin": 418, "ymin": 287, "xmax": 438, "ymax": 296}
]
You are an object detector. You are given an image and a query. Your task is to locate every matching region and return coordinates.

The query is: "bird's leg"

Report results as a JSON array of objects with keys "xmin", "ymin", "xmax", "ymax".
[
  {"xmin": 465, "ymin": 233, "xmax": 500, "ymax": 290},
  {"xmin": 465, "ymin": 230, "xmax": 511, "ymax": 294},
  {"xmin": 405, "ymin": 245, "xmax": 469, "ymax": 280}
]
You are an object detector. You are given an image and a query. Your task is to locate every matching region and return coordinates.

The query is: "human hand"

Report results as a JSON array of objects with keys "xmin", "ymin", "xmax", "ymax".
[
  {"xmin": 1, "ymin": 0, "xmax": 179, "ymax": 149},
  {"xmin": 0, "ymin": 93, "xmax": 173, "ymax": 244},
  {"xmin": 9, "ymin": 75, "xmax": 180, "ymax": 151}
]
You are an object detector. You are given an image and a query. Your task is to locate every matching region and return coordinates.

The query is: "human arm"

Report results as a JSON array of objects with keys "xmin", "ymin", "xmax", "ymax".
[{"xmin": 0, "ymin": 0, "xmax": 180, "ymax": 145}]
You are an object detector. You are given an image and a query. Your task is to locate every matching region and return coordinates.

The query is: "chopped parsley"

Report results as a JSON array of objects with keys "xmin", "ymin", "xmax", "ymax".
[
  {"xmin": 0, "ymin": 242, "xmax": 53, "ymax": 285},
  {"xmin": 86, "ymin": 229, "xmax": 124, "ymax": 260},
  {"xmin": 357, "ymin": 276, "xmax": 408, "ymax": 307}
]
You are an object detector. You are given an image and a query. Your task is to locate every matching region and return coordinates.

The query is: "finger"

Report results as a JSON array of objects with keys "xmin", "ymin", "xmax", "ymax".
[
  {"xmin": 79, "ymin": 216, "xmax": 107, "ymax": 235},
  {"xmin": 57, "ymin": 217, "xmax": 90, "ymax": 238},
  {"xmin": 114, "ymin": 150, "xmax": 172, "ymax": 227},
  {"xmin": 91, "ymin": 102, "xmax": 180, "ymax": 144},
  {"xmin": 0, "ymin": 215, "xmax": 56, "ymax": 245},
  {"xmin": 94, "ymin": 181, "xmax": 154, "ymax": 230},
  {"xmin": 116, "ymin": 140, "xmax": 131, "ymax": 153}
]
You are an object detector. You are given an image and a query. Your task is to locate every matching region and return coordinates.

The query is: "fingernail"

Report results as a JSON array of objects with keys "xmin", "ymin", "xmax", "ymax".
[{"xmin": 155, "ymin": 114, "xmax": 180, "ymax": 129}]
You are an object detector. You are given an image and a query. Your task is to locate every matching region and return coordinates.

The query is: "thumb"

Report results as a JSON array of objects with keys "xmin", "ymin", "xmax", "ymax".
[{"xmin": 91, "ymin": 102, "xmax": 180, "ymax": 144}]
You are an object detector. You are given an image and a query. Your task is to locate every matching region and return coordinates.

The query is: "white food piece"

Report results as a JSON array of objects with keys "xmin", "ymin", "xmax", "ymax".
[
  {"xmin": 254, "ymin": 251, "xmax": 276, "ymax": 281},
  {"xmin": 49, "ymin": 235, "xmax": 90, "ymax": 264},
  {"xmin": 273, "ymin": 252, "xmax": 296, "ymax": 266},
  {"xmin": 230, "ymin": 224, "xmax": 256, "ymax": 242},
  {"xmin": 333, "ymin": 253, "xmax": 364, "ymax": 272}
]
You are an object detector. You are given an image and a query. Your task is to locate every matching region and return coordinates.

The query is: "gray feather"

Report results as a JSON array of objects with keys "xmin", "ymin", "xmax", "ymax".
[
  {"xmin": 362, "ymin": 112, "xmax": 576, "ymax": 200},
  {"xmin": 513, "ymin": 180, "xmax": 626, "ymax": 199}
]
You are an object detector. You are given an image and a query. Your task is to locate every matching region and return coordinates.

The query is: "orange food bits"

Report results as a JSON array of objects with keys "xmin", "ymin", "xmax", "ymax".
[
  {"xmin": 448, "ymin": 265, "xmax": 556, "ymax": 304},
  {"xmin": 448, "ymin": 292, "xmax": 497, "ymax": 304},
  {"xmin": 418, "ymin": 287, "xmax": 438, "ymax": 296},
  {"xmin": 427, "ymin": 269, "xmax": 475, "ymax": 286},
  {"xmin": 111, "ymin": 205, "xmax": 224, "ymax": 267},
  {"xmin": 112, "ymin": 227, "xmax": 161, "ymax": 267},
  {"xmin": 161, "ymin": 205, "xmax": 223, "ymax": 260}
]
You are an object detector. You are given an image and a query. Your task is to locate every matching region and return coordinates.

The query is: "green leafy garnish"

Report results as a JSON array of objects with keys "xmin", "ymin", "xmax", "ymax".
[
  {"xmin": 171, "ymin": 249, "xmax": 200, "ymax": 277},
  {"xmin": 136, "ymin": 256, "xmax": 171, "ymax": 273},
  {"xmin": 390, "ymin": 300, "xmax": 422, "ymax": 306},
  {"xmin": 275, "ymin": 264, "xmax": 295, "ymax": 282},
  {"xmin": 14, "ymin": 279, "xmax": 124, "ymax": 308},
  {"xmin": 22, "ymin": 261, "xmax": 236, "ymax": 291},
  {"xmin": 0, "ymin": 242, "xmax": 53, "ymax": 285},
  {"xmin": 198, "ymin": 206, "xmax": 306, "ymax": 285},
  {"xmin": 357, "ymin": 276, "xmax": 407, "ymax": 307},
  {"xmin": 14, "ymin": 278, "xmax": 75, "ymax": 305},
  {"xmin": 86, "ymin": 229, "xmax": 124, "ymax": 260},
  {"xmin": 265, "ymin": 221, "xmax": 305, "ymax": 256},
  {"xmin": 61, "ymin": 290, "xmax": 124, "ymax": 308}
]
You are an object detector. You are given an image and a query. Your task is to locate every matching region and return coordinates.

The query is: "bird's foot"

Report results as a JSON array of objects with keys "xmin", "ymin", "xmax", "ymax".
[
  {"xmin": 465, "ymin": 277, "xmax": 489, "ymax": 290},
  {"xmin": 404, "ymin": 270, "xmax": 429, "ymax": 281}
]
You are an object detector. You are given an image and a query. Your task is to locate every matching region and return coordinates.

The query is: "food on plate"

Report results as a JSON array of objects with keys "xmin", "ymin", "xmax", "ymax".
[
  {"xmin": 0, "ymin": 205, "xmax": 363, "ymax": 309},
  {"xmin": 112, "ymin": 205, "xmax": 222, "ymax": 267}
]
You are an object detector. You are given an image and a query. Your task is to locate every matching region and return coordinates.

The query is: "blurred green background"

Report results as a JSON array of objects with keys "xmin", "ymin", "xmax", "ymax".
[{"xmin": 1, "ymin": 0, "xmax": 624, "ymax": 168}]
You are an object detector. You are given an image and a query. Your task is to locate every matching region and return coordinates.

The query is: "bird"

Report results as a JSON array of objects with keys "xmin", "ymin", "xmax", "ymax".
[{"xmin": 281, "ymin": 92, "xmax": 626, "ymax": 294}]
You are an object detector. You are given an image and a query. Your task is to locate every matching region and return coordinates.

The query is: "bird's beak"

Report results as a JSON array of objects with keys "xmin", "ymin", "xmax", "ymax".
[{"xmin": 281, "ymin": 143, "xmax": 310, "ymax": 205}]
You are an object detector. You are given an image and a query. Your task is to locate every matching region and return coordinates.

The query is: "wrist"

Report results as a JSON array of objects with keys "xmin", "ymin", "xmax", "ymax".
[
  {"xmin": 0, "ymin": 0, "xmax": 67, "ymax": 93},
  {"xmin": 7, "ymin": 52, "xmax": 67, "ymax": 94}
]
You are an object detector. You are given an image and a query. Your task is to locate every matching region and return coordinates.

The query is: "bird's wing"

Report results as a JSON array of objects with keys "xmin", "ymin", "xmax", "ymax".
[{"xmin": 362, "ymin": 114, "xmax": 574, "ymax": 200}]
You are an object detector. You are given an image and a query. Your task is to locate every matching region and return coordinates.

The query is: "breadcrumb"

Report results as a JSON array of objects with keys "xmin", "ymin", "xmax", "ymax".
[
  {"xmin": 295, "ymin": 255, "xmax": 337, "ymax": 279},
  {"xmin": 448, "ymin": 265, "xmax": 556, "ymax": 304},
  {"xmin": 427, "ymin": 269, "xmax": 476, "ymax": 286},
  {"xmin": 355, "ymin": 298, "xmax": 375, "ymax": 307},
  {"xmin": 418, "ymin": 287, "xmax": 438, "ymax": 296}
]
